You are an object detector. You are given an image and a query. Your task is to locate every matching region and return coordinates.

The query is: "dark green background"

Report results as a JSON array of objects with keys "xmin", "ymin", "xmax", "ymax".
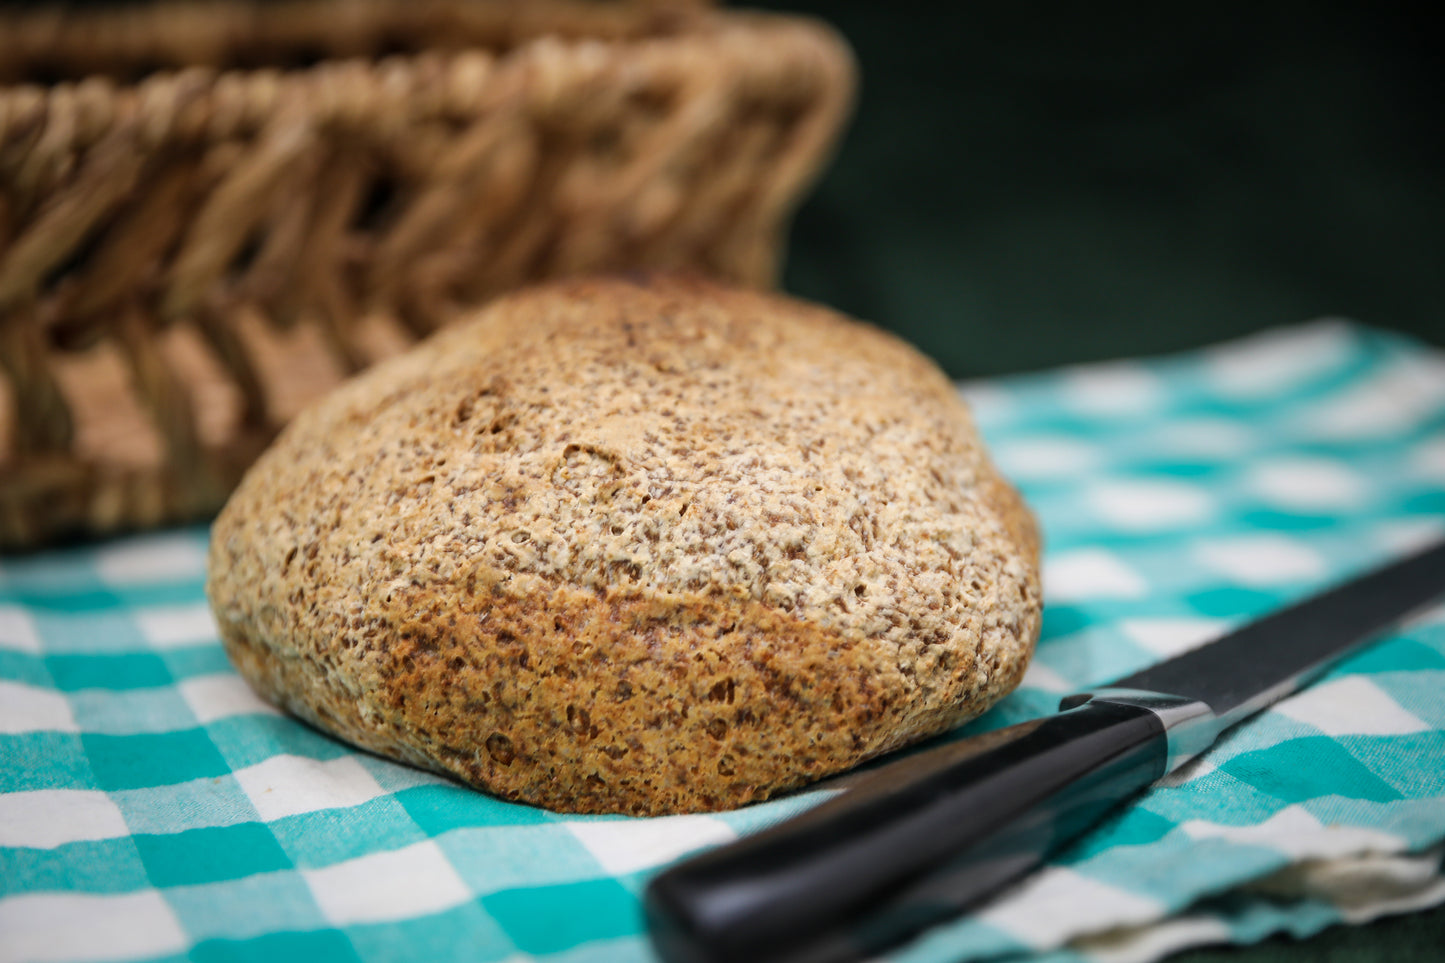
[
  {"xmin": 753, "ymin": 1, "xmax": 1445, "ymax": 959},
  {"xmin": 755, "ymin": 0, "xmax": 1444, "ymax": 378}
]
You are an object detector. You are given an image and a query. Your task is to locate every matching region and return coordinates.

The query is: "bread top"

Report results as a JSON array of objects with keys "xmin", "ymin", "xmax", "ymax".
[{"xmin": 208, "ymin": 276, "xmax": 1041, "ymax": 814}]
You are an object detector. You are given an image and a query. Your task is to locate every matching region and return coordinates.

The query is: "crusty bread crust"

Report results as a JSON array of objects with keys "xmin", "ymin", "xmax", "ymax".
[{"xmin": 207, "ymin": 276, "xmax": 1041, "ymax": 815}]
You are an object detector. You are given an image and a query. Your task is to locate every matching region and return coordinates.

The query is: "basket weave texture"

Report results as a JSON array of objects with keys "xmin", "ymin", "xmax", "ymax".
[{"xmin": 0, "ymin": 0, "xmax": 853, "ymax": 549}]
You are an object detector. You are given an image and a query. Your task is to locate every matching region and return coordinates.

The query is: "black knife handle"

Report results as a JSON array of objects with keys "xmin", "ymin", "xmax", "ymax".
[{"xmin": 644, "ymin": 700, "xmax": 1170, "ymax": 963}]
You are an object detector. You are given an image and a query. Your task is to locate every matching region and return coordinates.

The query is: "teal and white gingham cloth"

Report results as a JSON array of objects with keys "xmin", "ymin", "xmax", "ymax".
[{"xmin": 3, "ymin": 321, "xmax": 1444, "ymax": 963}]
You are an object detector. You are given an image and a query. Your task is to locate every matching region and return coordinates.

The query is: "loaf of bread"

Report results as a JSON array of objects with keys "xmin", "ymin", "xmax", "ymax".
[{"xmin": 206, "ymin": 277, "xmax": 1041, "ymax": 815}]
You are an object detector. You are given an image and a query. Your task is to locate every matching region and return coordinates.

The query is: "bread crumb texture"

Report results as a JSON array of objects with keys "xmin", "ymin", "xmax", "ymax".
[{"xmin": 207, "ymin": 277, "xmax": 1042, "ymax": 815}]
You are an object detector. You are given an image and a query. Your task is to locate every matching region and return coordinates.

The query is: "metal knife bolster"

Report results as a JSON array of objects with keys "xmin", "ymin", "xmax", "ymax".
[{"xmin": 1058, "ymin": 688, "xmax": 1223, "ymax": 773}]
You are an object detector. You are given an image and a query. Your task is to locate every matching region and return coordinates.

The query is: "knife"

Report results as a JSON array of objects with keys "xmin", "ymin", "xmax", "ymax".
[{"xmin": 644, "ymin": 537, "xmax": 1445, "ymax": 963}]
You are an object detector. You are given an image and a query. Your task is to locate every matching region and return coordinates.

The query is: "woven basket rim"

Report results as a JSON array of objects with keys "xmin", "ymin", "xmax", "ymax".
[{"xmin": 0, "ymin": 0, "xmax": 722, "ymax": 88}]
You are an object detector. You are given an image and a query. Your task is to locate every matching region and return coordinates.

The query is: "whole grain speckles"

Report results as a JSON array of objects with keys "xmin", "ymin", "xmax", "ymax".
[{"xmin": 206, "ymin": 276, "xmax": 1042, "ymax": 815}]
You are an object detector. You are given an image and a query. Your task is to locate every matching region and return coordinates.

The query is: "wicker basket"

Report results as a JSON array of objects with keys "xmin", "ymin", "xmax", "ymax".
[{"xmin": 0, "ymin": 0, "xmax": 853, "ymax": 550}]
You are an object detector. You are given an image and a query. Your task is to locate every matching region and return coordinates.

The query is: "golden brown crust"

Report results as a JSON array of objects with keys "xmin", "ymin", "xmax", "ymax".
[{"xmin": 207, "ymin": 276, "xmax": 1042, "ymax": 815}]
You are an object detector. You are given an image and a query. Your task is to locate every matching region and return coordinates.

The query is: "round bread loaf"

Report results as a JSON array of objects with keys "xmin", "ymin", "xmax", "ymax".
[{"xmin": 207, "ymin": 277, "xmax": 1041, "ymax": 815}]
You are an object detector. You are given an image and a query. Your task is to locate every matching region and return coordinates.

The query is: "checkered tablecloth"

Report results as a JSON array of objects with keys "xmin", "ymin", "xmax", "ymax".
[{"xmin": 3, "ymin": 321, "xmax": 1444, "ymax": 963}]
